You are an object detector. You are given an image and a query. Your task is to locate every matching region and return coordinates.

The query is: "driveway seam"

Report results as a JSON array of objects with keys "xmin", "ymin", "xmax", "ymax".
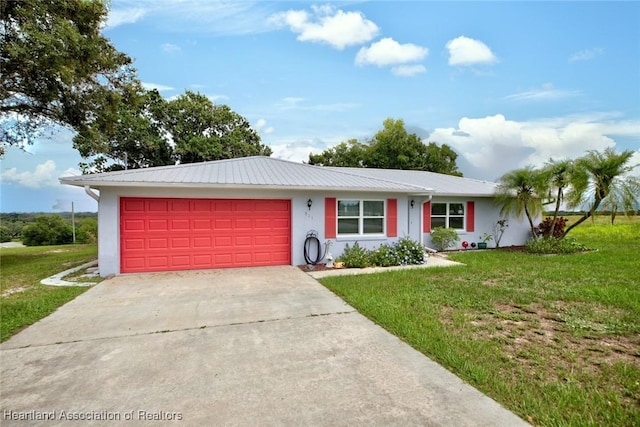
[{"xmin": 1, "ymin": 310, "xmax": 356, "ymax": 350}]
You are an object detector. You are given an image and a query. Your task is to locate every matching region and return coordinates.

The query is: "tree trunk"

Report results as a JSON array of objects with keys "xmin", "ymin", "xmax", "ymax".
[
  {"xmin": 550, "ymin": 187, "xmax": 562, "ymax": 238},
  {"xmin": 525, "ymin": 205, "xmax": 537, "ymax": 239},
  {"xmin": 562, "ymin": 194, "xmax": 603, "ymax": 238}
]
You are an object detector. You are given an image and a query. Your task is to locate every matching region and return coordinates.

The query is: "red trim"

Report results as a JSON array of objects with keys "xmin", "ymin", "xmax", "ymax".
[
  {"xmin": 467, "ymin": 201, "xmax": 475, "ymax": 232},
  {"xmin": 423, "ymin": 201, "xmax": 431, "ymax": 232},
  {"xmin": 325, "ymin": 198, "xmax": 336, "ymax": 238},
  {"xmin": 387, "ymin": 199, "xmax": 397, "ymax": 237}
]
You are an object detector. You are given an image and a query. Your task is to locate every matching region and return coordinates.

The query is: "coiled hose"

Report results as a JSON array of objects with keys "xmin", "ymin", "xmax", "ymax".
[{"xmin": 303, "ymin": 230, "xmax": 326, "ymax": 265}]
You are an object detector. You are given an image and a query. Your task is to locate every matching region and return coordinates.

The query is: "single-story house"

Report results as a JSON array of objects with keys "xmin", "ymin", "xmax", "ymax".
[{"xmin": 60, "ymin": 156, "xmax": 531, "ymax": 277}]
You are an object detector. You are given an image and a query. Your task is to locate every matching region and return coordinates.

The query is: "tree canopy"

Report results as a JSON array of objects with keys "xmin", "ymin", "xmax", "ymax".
[
  {"xmin": 308, "ymin": 118, "xmax": 462, "ymax": 176},
  {"xmin": 74, "ymin": 89, "xmax": 272, "ymax": 172},
  {"xmin": 1, "ymin": 0, "xmax": 137, "ymax": 152}
]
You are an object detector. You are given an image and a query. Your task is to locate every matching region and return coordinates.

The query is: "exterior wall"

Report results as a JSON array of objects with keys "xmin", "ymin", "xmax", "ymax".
[
  {"xmin": 94, "ymin": 187, "xmax": 534, "ymax": 276},
  {"xmin": 95, "ymin": 187, "xmax": 423, "ymax": 276},
  {"xmin": 317, "ymin": 192, "xmax": 422, "ymax": 263},
  {"xmin": 422, "ymin": 197, "xmax": 534, "ymax": 250}
]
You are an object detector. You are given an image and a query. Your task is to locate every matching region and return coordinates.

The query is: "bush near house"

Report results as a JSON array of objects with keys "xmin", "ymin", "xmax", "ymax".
[
  {"xmin": 430, "ymin": 227, "xmax": 460, "ymax": 251},
  {"xmin": 339, "ymin": 238, "xmax": 425, "ymax": 268}
]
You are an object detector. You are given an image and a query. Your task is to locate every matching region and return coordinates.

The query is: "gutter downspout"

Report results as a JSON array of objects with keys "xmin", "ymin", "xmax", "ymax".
[{"xmin": 84, "ymin": 186, "xmax": 99, "ymax": 202}]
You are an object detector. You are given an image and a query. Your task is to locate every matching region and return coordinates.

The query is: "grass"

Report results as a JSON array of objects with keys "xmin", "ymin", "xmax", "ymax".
[
  {"xmin": 320, "ymin": 215, "xmax": 640, "ymax": 427},
  {"xmin": 0, "ymin": 244, "xmax": 98, "ymax": 342}
]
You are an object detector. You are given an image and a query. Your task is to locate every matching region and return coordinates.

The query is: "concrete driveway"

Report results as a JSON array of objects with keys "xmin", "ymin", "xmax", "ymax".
[{"xmin": 1, "ymin": 266, "xmax": 528, "ymax": 426}]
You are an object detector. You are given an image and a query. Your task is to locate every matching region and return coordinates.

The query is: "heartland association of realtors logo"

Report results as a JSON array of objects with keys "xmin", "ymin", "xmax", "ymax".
[{"xmin": 3, "ymin": 409, "xmax": 183, "ymax": 421}]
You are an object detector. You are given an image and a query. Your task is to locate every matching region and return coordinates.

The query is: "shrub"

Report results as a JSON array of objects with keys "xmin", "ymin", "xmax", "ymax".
[
  {"xmin": 525, "ymin": 237, "xmax": 588, "ymax": 254},
  {"xmin": 392, "ymin": 237, "xmax": 426, "ymax": 265},
  {"xmin": 430, "ymin": 227, "xmax": 460, "ymax": 251},
  {"xmin": 22, "ymin": 215, "xmax": 73, "ymax": 246},
  {"xmin": 0, "ymin": 226, "xmax": 10, "ymax": 243},
  {"xmin": 535, "ymin": 216, "xmax": 568, "ymax": 239},
  {"xmin": 339, "ymin": 242, "xmax": 371, "ymax": 268},
  {"xmin": 369, "ymin": 243, "xmax": 400, "ymax": 267},
  {"xmin": 77, "ymin": 218, "xmax": 98, "ymax": 244},
  {"xmin": 339, "ymin": 238, "xmax": 426, "ymax": 268}
]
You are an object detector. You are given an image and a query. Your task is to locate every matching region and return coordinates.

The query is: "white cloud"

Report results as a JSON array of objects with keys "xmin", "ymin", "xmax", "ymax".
[
  {"xmin": 106, "ymin": 1, "xmax": 272, "ymax": 35},
  {"xmin": 141, "ymin": 82, "xmax": 175, "ymax": 92},
  {"xmin": 1, "ymin": 160, "xmax": 60, "ymax": 188},
  {"xmin": 446, "ymin": 36, "xmax": 497, "ymax": 66},
  {"xmin": 356, "ymin": 38, "xmax": 428, "ymax": 67},
  {"xmin": 391, "ymin": 64, "xmax": 427, "ymax": 77},
  {"xmin": 504, "ymin": 83, "xmax": 581, "ymax": 102},
  {"xmin": 254, "ymin": 118, "xmax": 275, "ymax": 135},
  {"xmin": 161, "ymin": 43, "xmax": 181, "ymax": 53},
  {"xmin": 569, "ymin": 47, "xmax": 604, "ymax": 62},
  {"xmin": 105, "ymin": 7, "xmax": 147, "ymax": 29},
  {"xmin": 269, "ymin": 5, "xmax": 379, "ymax": 50},
  {"xmin": 427, "ymin": 113, "xmax": 640, "ymax": 181},
  {"xmin": 207, "ymin": 94, "xmax": 230, "ymax": 104},
  {"xmin": 275, "ymin": 97, "xmax": 358, "ymax": 112}
]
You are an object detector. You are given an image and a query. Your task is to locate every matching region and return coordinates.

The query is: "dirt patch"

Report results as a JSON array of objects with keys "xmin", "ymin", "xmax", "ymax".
[
  {"xmin": 1, "ymin": 286, "xmax": 27, "ymax": 297},
  {"xmin": 441, "ymin": 302, "xmax": 639, "ymax": 391}
]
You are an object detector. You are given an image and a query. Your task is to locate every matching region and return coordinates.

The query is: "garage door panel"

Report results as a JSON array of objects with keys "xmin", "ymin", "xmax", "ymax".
[
  {"xmin": 148, "ymin": 220, "xmax": 168, "ymax": 231},
  {"xmin": 148, "ymin": 200, "xmax": 168, "ymax": 212},
  {"xmin": 193, "ymin": 219, "xmax": 212, "ymax": 230},
  {"xmin": 148, "ymin": 238, "xmax": 168, "ymax": 249},
  {"xmin": 234, "ymin": 219, "xmax": 252, "ymax": 229},
  {"xmin": 171, "ymin": 255, "xmax": 190, "ymax": 267},
  {"xmin": 171, "ymin": 219, "xmax": 190, "ymax": 230},
  {"xmin": 193, "ymin": 254, "xmax": 212, "ymax": 266},
  {"xmin": 120, "ymin": 198, "xmax": 290, "ymax": 273},
  {"xmin": 148, "ymin": 256, "xmax": 169, "ymax": 268},
  {"xmin": 194, "ymin": 237, "xmax": 212, "ymax": 248}
]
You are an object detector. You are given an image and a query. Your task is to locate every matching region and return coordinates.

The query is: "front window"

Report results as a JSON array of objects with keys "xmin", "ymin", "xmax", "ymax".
[
  {"xmin": 431, "ymin": 202, "xmax": 465, "ymax": 230},
  {"xmin": 338, "ymin": 200, "xmax": 385, "ymax": 235}
]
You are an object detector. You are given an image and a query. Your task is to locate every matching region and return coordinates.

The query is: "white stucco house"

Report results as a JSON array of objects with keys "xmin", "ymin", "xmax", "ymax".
[{"xmin": 60, "ymin": 156, "xmax": 531, "ymax": 277}]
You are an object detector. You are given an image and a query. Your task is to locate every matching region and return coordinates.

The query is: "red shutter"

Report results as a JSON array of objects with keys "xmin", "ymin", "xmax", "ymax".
[
  {"xmin": 325, "ymin": 198, "xmax": 336, "ymax": 238},
  {"xmin": 387, "ymin": 199, "xmax": 397, "ymax": 237},
  {"xmin": 423, "ymin": 201, "xmax": 431, "ymax": 232},
  {"xmin": 467, "ymin": 201, "xmax": 475, "ymax": 232}
]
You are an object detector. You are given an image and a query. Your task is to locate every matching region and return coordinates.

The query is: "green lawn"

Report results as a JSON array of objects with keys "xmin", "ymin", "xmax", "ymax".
[
  {"xmin": 320, "ymin": 216, "xmax": 640, "ymax": 427},
  {"xmin": 0, "ymin": 244, "xmax": 97, "ymax": 342}
]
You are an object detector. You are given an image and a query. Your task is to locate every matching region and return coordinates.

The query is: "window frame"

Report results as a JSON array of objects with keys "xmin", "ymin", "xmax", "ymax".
[
  {"xmin": 430, "ymin": 201, "xmax": 466, "ymax": 231},
  {"xmin": 336, "ymin": 199, "xmax": 386, "ymax": 237}
]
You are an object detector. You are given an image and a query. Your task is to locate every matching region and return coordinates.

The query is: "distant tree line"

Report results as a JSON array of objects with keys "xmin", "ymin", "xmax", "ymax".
[{"xmin": 0, "ymin": 213, "xmax": 97, "ymax": 245}]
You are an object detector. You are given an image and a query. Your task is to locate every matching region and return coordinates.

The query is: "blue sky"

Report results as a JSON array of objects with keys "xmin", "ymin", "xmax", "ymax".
[{"xmin": 2, "ymin": 1, "xmax": 639, "ymax": 212}]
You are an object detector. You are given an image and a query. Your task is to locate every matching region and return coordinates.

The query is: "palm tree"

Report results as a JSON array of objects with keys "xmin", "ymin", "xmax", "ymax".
[
  {"xmin": 495, "ymin": 167, "xmax": 548, "ymax": 239},
  {"xmin": 544, "ymin": 159, "xmax": 589, "ymax": 237},
  {"xmin": 563, "ymin": 148, "xmax": 639, "ymax": 236}
]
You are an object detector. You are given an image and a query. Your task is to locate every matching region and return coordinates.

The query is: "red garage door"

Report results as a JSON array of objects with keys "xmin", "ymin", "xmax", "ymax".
[{"xmin": 120, "ymin": 198, "xmax": 291, "ymax": 273}]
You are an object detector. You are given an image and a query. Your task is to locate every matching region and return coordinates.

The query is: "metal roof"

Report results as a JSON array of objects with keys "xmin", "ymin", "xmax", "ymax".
[
  {"xmin": 327, "ymin": 167, "xmax": 498, "ymax": 196},
  {"xmin": 60, "ymin": 156, "xmax": 497, "ymax": 196},
  {"xmin": 60, "ymin": 156, "xmax": 430, "ymax": 193}
]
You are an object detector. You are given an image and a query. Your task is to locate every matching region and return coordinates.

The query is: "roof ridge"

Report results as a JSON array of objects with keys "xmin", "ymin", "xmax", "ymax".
[
  {"xmin": 312, "ymin": 164, "xmax": 432, "ymax": 192},
  {"xmin": 328, "ymin": 166, "xmax": 498, "ymax": 185}
]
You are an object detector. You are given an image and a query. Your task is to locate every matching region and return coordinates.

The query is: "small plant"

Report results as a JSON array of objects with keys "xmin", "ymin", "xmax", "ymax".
[
  {"xmin": 525, "ymin": 237, "xmax": 588, "ymax": 254},
  {"xmin": 493, "ymin": 219, "xmax": 508, "ymax": 248},
  {"xmin": 430, "ymin": 227, "xmax": 460, "ymax": 251},
  {"xmin": 535, "ymin": 217, "xmax": 568, "ymax": 239},
  {"xmin": 481, "ymin": 233, "xmax": 493, "ymax": 243},
  {"xmin": 338, "ymin": 242, "xmax": 371, "ymax": 268}
]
